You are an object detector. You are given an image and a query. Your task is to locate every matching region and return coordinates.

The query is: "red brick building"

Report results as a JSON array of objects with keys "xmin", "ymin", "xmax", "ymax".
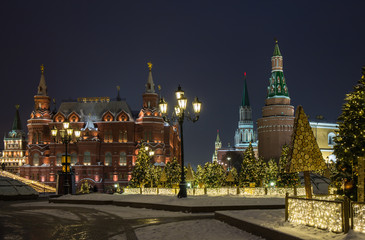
[{"xmin": 20, "ymin": 64, "xmax": 181, "ymax": 191}]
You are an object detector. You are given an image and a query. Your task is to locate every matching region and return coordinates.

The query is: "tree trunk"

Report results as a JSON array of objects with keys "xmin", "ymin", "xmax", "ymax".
[{"xmin": 304, "ymin": 171, "xmax": 312, "ymax": 199}]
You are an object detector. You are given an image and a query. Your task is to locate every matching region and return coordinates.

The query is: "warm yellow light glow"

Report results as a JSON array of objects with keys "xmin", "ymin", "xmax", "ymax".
[
  {"xmin": 51, "ymin": 127, "xmax": 58, "ymax": 137},
  {"xmin": 175, "ymin": 85, "xmax": 184, "ymax": 100},
  {"xmin": 159, "ymin": 98, "xmax": 167, "ymax": 114},
  {"xmin": 67, "ymin": 128, "xmax": 73, "ymax": 136},
  {"xmin": 175, "ymin": 106, "xmax": 181, "ymax": 115},
  {"xmin": 74, "ymin": 130, "xmax": 81, "ymax": 138},
  {"xmin": 192, "ymin": 97, "xmax": 202, "ymax": 114},
  {"xmin": 178, "ymin": 97, "xmax": 187, "ymax": 110},
  {"xmin": 287, "ymin": 197, "xmax": 343, "ymax": 233},
  {"xmin": 63, "ymin": 121, "xmax": 70, "ymax": 129},
  {"xmin": 149, "ymin": 151, "xmax": 155, "ymax": 156}
]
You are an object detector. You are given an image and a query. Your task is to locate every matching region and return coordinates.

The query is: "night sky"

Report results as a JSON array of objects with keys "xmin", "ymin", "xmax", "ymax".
[{"xmin": 0, "ymin": 1, "xmax": 364, "ymax": 168}]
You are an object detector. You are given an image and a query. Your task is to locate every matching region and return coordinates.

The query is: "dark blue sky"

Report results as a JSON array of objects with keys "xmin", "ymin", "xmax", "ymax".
[{"xmin": 0, "ymin": 1, "xmax": 364, "ymax": 168}]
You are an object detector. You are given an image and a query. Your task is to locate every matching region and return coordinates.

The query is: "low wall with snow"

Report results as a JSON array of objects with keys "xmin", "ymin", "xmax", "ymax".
[
  {"xmin": 352, "ymin": 202, "xmax": 365, "ymax": 233},
  {"xmin": 124, "ymin": 187, "xmax": 305, "ymax": 197},
  {"xmin": 286, "ymin": 196, "xmax": 348, "ymax": 233}
]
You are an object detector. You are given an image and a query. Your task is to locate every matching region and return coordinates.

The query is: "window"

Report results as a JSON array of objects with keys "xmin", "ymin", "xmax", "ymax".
[
  {"xmin": 328, "ymin": 132, "xmax": 336, "ymax": 145},
  {"xmin": 84, "ymin": 152, "xmax": 91, "ymax": 165},
  {"xmin": 71, "ymin": 153, "xmax": 78, "ymax": 165},
  {"xmin": 104, "ymin": 130, "xmax": 113, "ymax": 143},
  {"xmin": 119, "ymin": 152, "xmax": 127, "ymax": 166},
  {"xmin": 33, "ymin": 153, "xmax": 39, "ymax": 166},
  {"xmin": 105, "ymin": 152, "xmax": 112, "ymax": 166}
]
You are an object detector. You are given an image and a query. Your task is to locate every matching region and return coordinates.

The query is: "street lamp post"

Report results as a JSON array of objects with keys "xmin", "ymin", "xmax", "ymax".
[
  {"xmin": 51, "ymin": 122, "xmax": 81, "ymax": 195},
  {"xmin": 159, "ymin": 85, "xmax": 202, "ymax": 198},
  {"xmin": 227, "ymin": 157, "xmax": 231, "ymax": 171}
]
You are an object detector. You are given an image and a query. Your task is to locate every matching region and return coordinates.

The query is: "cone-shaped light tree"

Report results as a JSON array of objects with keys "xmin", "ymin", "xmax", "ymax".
[{"xmin": 287, "ymin": 105, "xmax": 327, "ymax": 199}]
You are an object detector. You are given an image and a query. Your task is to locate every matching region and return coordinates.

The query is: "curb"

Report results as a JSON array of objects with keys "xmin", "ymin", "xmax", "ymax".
[
  {"xmin": 49, "ymin": 198, "xmax": 284, "ymax": 213},
  {"xmin": 215, "ymin": 212, "xmax": 302, "ymax": 240}
]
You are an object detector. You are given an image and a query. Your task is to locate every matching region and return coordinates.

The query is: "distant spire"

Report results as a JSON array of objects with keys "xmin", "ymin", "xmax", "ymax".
[
  {"xmin": 12, "ymin": 105, "xmax": 22, "ymax": 131},
  {"xmin": 273, "ymin": 38, "xmax": 281, "ymax": 56},
  {"xmin": 216, "ymin": 129, "xmax": 220, "ymax": 142},
  {"xmin": 116, "ymin": 86, "xmax": 121, "ymax": 101},
  {"xmin": 37, "ymin": 64, "xmax": 48, "ymax": 96},
  {"xmin": 145, "ymin": 62, "xmax": 155, "ymax": 93},
  {"xmin": 241, "ymin": 72, "xmax": 250, "ymax": 107}
]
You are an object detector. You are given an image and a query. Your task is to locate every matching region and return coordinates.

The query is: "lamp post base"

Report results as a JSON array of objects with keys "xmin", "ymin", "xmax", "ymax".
[{"xmin": 177, "ymin": 181, "xmax": 187, "ymax": 198}]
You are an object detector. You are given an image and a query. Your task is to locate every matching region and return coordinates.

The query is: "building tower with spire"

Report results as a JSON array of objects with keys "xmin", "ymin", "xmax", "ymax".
[
  {"xmin": 0, "ymin": 105, "xmax": 27, "ymax": 174},
  {"xmin": 21, "ymin": 63, "xmax": 181, "ymax": 190},
  {"xmin": 257, "ymin": 40, "xmax": 295, "ymax": 161},
  {"xmin": 212, "ymin": 130, "xmax": 222, "ymax": 162},
  {"xmin": 234, "ymin": 72, "xmax": 257, "ymax": 148}
]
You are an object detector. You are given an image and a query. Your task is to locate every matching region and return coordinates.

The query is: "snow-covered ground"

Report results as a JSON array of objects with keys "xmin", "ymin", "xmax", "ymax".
[{"xmin": 11, "ymin": 194, "xmax": 365, "ymax": 240}]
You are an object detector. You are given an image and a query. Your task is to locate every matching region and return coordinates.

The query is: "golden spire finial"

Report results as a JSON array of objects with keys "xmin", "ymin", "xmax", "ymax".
[
  {"xmin": 15, "ymin": 104, "xmax": 20, "ymax": 110},
  {"xmin": 147, "ymin": 62, "xmax": 153, "ymax": 71},
  {"xmin": 40, "ymin": 64, "xmax": 44, "ymax": 74},
  {"xmin": 117, "ymin": 85, "xmax": 120, "ymax": 91},
  {"xmin": 274, "ymin": 37, "xmax": 278, "ymax": 44}
]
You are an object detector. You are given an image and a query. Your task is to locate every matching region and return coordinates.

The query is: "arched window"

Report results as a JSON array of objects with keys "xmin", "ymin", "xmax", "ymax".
[
  {"xmin": 33, "ymin": 153, "xmax": 39, "ymax": 166},
  {"xmin": 105, "ymin": 152, "xmax": 112, "ymax": 166},
  {"xmin": 84, "ymin": 152, "xmax": 91, "ymax": 165},
  {"xmin": 71, "ymin": 152, "xmax": 78, "ymax": 165},
  {"xmin": 56, "ymin": 153, "xmax": 62, "ymax": 166},
  {"xmin": 328, "ymin": 132, "xmax": 336, "ymax": 145},
  {"xmin": 119, "ymin": 152, "xmax": 127, "ymax": 166}
]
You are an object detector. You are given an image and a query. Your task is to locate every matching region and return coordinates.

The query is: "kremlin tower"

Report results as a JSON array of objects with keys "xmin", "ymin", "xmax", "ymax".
[
  {"xmin": 234, "ymin": 72, "xmax": 256, "ymax": 148},
  {"xmin": 257, "ymin": 41, "xmax": 295, "ymax": 161}
]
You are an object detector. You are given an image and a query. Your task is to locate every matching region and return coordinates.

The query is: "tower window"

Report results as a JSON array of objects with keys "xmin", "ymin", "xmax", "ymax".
[{"xmin": 328, "ymin": 132, "xmax": 336, "ymax": 145}]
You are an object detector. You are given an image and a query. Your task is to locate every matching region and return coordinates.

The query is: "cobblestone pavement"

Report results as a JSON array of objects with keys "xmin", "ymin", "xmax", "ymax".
[{"xmin": 0, "ymin": 200, "xmax": 213, "ymax": 240}]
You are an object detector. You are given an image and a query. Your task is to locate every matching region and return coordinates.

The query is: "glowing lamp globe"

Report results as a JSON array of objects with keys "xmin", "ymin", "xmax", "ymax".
[
  {"xmin": 175, "ymin": 85, "xmax": 184, "ymax": 100},
  {"xmin": 192, "ymin": 97, "xmax": 202, "ymax": 114}
]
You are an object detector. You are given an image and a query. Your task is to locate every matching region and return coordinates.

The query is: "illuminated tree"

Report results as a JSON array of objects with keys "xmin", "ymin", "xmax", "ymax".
[
  {"xmin": 226, "ymin": 167, "xmax": 238, "ymax": 186},
  {"xmin": 129, "ymin": 143, "xmax": 152, "ymax": 187},
  {"xmin": 266, "ymin": 159, "xmax": 278, "ymax": 186},
  {"xmin": 194, "ymin": 164, "xmax": 204, "ymax": 187},
  {"xmin": 164, "ymin": 157, "xmax": 181, "ymax": 188},
  {"xmin": 287, "ymin": 105, "xmax": 327, "ymax": 199},
  {"xmin": 333, "ymin": 67, "xmax": 365, "ymax": 200},
  {"xmin": 256, "ymin": 156, "xmax": 267, "ymax": 186},
  {"xmin": 239, "ymin": 143, "xmax": 257, "ymax": 186},
  {"xmin": 202, "ymin": 162, "xmax": 226, "ymax": 188},
  {"xmin": 277, "ymin": 144, "xmax": 300, "ymax": 187}
]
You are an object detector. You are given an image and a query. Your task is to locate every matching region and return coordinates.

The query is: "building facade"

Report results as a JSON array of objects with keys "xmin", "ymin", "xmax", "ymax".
[
  {"xmin": 20, "ymin": 64, "xmax": 181, "ymax": 191},
  {"xmin": 310, "ymin": 121, "xmax": 338, "ymax": 163},
  {"xmin": 0, "ymin": 105, "xmax": 27, "ymax": 174}
]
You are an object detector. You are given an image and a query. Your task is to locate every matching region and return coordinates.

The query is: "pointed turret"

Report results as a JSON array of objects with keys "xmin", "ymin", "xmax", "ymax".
[
  {"xmin": 212, "ymin": 129, "xmax": 222, "ymax": 162},
  {"xmin": 273, "ymin": 40, "xmax": 282, "ymax": 56},
  {"xmin": 267, "ymin": 40, "xmax": 289, "ymax": 98},
  {"xmin": 12, "ymin": 105, "xmax": 22, "ymax": 131},
  {"xmin": 37, "ymin": 64, "xmax": 48, "ymax": 96},
  {"xmin": 241, "ymin": 72, "xmax": 250, "ymax": 107},
  {"xmin": 145, "ymin": 62, "xmax": 155, "ymax": 93},
  {"xmin": 142, "ymin": 62, "xmax": 159, "ymax": 109},
  {"xmin": 116, "ymin": 86, "xmax": 121, "ymax": 101}
]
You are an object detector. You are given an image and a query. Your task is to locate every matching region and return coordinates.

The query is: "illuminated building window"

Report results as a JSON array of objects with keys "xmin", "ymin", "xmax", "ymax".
[
  {"xmin": 104, "ymin": 130, "xmax": 113, "ymax": 143},
  {"xmin": 105, "ymin": 152, "xmax": 112, "ymax": 166},
  {"xmin": 84, "ymin": 152, "xmax": 91, "ymax": 165},
  {"xmin": 119, "ymin": 152, "xmax": 127, "ymax": 166},
  {"xmin": 33, "ymin": 153, "xmax": 39, "ymax": 166}
]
